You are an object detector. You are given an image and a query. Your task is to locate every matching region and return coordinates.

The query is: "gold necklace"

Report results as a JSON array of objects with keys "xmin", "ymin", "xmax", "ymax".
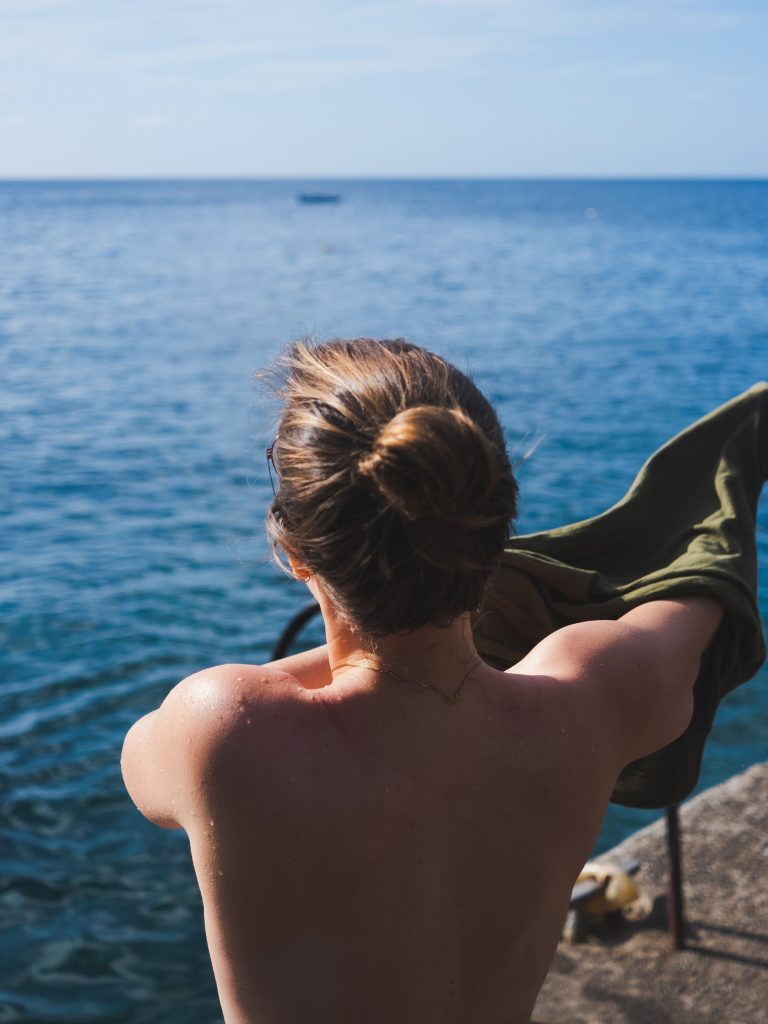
[{"xmin": 331, "ymin": 655, "xmax": 482, "ymax": 705}]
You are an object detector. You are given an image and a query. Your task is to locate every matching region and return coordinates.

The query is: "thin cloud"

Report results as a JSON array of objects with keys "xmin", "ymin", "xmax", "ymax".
[
  {"xmin": 0, "ymin": 0, "xmax": 757, "ymax": 81},
  {"xmin": 556, "ymin": 61, "xmax": 675, "ymax": 81},
  {"xmin": 133, "ymin": 111, "xmax": 170, "ymax": 127},
  {"xmin": 0, "ymin": 0, "xmax": 69, "ymax": 9}
]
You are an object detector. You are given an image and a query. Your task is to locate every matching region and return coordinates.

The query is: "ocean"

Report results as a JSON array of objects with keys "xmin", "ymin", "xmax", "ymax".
[{"xmin": 1, "ymin": 178, "xmax": 767, "ymax": 1021}]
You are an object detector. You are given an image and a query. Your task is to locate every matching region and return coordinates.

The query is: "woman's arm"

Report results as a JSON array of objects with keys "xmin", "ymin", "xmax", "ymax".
[{"xmin": 514, "ymin": 596, "xmax": 723, "ymax": 766}]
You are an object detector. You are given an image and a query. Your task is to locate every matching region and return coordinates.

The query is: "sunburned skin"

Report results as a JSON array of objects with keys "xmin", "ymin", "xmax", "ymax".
[{"xmin": 122, "ymin": 595, "xmax": 722, "ymax": 1024}]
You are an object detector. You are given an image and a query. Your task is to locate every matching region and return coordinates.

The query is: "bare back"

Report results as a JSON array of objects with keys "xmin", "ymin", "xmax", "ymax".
[
  {"xmin": 122, "ymin": 598, "xmax": 721, "ymax": 1022},
  {"xmin": 181, "ymin": 664, "xmax": 619, "ymax": 1024}
]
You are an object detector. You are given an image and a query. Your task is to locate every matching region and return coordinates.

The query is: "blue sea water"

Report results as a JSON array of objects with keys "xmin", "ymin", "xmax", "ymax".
[{"xmin": 1, "ymin": 178, "xmax": 767, "ymax": 1021}]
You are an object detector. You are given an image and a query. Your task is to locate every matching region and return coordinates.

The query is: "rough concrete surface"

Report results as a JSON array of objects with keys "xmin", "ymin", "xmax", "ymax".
[{"xmin": 533, "ymin": 762, "xmax": 768, "ymax": 1024}]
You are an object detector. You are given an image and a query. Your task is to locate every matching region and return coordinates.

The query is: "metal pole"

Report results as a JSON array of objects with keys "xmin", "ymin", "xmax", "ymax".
[
  {"xmin": 271, "ymin": 601, "xmax": 322, "ymax": 660},
  {"xmin": 665, "ymin": 804, "xmax": 685, "ymax": 949}
]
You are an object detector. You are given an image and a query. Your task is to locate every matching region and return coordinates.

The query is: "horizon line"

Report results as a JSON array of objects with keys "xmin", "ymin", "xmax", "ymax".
[{"xmin": 1, "ymin": 173, "xmax": 767, "ymax": 184}]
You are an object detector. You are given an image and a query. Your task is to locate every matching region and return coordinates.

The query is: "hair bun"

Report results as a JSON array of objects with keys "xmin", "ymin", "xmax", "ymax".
[
  {"xmin": 266, "ymin": 337, "xmax": 519, "ymax": 635},
  {"xmin": 357, "ymin": 406, "xmax": 514, "ymax": 571}
]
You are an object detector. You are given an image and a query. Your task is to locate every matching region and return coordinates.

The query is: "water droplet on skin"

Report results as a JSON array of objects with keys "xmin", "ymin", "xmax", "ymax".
[
  {"xmin": 245, "ymin": 718, "xmax": 252, "ymax": 725},
  {"xmin": 209, "ymin": 820, "xmax": 215, "ymax": 828},
  {"xmin": 217, "ymin": 869, "xmax": 224, "ymax": 877}
]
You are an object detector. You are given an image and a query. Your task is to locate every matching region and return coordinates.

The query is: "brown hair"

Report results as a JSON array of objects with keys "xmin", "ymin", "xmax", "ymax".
[{"xmin": 266, "ymin": 338, "xmax": 517, "ymax": 637}]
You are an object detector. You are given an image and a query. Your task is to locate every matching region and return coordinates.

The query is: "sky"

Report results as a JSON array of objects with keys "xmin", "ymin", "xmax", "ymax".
[{"xmin": 1, "ymin": 0, "xmax": 766, "ymax": 178}]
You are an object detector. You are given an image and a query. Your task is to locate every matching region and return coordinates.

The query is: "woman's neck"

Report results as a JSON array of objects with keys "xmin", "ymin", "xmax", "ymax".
[{"xmin": 320, "ymin": 603, "xmax": 481, "ymax": 698}]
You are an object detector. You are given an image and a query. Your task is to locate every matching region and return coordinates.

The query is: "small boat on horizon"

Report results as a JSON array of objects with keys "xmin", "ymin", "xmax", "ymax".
[{"xmin": 298, "ymin": 193, "xmax": 341, "ymax": 204}]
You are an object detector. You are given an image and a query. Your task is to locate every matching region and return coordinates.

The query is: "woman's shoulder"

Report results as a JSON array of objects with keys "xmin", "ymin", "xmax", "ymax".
[
  {"xmin": 175, "ymin": 661, "xmax": 306, "ymax": 711},
  {"xmin": 154, "ymin": 661, "xmax": 308, "ymax": 747},
  {"xmin": 121, "ymin": 663, "xmax": 306, "ymax": 829}
]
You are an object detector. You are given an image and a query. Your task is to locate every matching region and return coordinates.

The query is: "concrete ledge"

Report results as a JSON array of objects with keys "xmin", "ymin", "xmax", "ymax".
[{"xmin": 533, "ymin": 762, "xmax": 768, "ymax": 1024}]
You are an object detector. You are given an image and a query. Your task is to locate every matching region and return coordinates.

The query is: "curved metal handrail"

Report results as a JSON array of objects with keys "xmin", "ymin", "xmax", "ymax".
[{"xmin": 270, "ymin": 601, "xmax": 322, "ymax": 660}]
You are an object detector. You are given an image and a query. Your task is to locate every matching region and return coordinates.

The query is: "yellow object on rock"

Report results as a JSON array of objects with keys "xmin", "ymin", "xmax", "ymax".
[{"xmin": 577, "ymin": 861, "xmax": 640, "ymax": 914}]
